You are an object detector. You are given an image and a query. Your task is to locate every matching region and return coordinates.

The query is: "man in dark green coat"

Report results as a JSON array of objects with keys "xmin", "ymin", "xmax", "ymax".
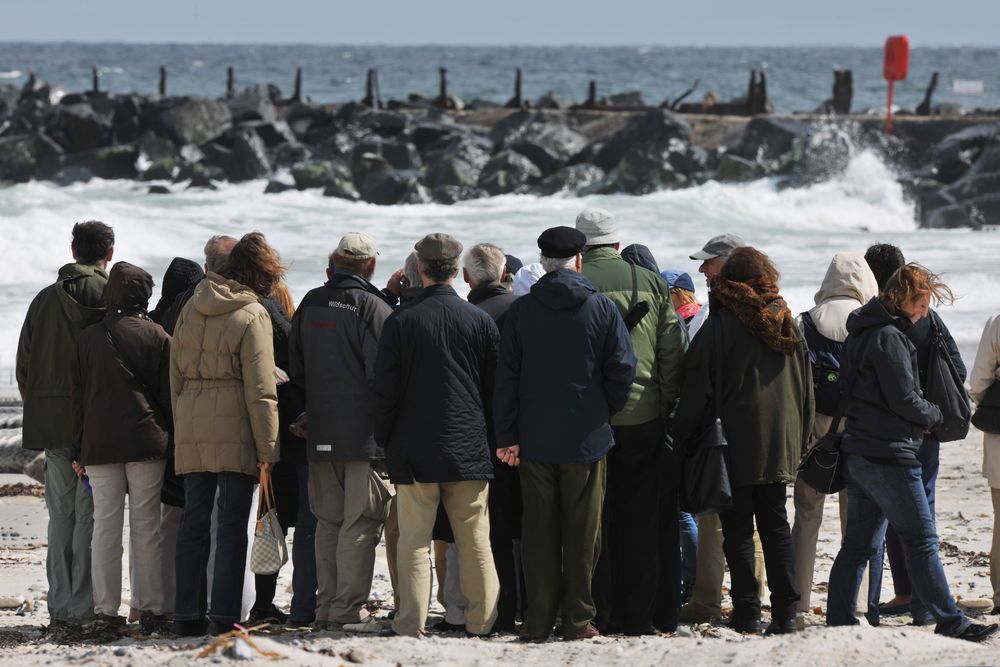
[
  {"xmin": 575, "ymin": 207, "xmax": 688, "ymax": 634},
  {"xmin": 16, "ymin": 221, "xmax": 114, "ymax": 633}
]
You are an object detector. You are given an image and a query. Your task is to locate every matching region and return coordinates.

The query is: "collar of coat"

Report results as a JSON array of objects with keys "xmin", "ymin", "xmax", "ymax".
[
  {"xmin": 467, "ymin": 283, "xmax": 509, "ymax": 305},
  {"xmin": 326, "ymin": 270, "xmax": 392, "ymax": 303},
  {"xmin": 413, "ymin": 283, "xmax": 459, "ymax": 301},
  {"xmin": 582, "ymin": 246, "xmax": 622, "ymax": 264}
]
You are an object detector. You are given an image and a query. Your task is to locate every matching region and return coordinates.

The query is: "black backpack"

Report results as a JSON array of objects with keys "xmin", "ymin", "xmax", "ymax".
[
  {"xmin": 801, "ymin": 312, "xmax": 845, "ymax": 416},
  {"xmin": 924, "ymin": 315, "xmax": 972, "ymax": 442}
]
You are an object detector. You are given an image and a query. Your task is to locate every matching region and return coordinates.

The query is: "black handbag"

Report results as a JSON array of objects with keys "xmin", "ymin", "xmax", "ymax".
[
  {"xmin": 972, "ymin": 381, "xmax": 1000, "ymax": 434},
  {"xmin": 797, "ymin": 337, "xmax": 863, "ymax": 495},
  {"xmin": 680, "ymin": 315, "xmax": 733, "ymax": 515},
  {"xmin": 925, "ymin": 316, "xmax": 972, "ymax": 443}
]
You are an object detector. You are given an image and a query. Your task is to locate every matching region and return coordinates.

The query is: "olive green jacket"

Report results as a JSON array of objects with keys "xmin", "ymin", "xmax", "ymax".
[
  {"xmin": 581, "ymin": 247, "xmax": 687, "ymax": 426},
  {"xmin": 17, "ymin": 263, "xmax": 107, "ymax": 451}
]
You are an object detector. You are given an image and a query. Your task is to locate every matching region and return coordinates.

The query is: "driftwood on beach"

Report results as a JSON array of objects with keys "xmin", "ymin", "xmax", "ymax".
[{"xmin": 0, "ymin": 73, "xmax": 999, "ymax": 229}]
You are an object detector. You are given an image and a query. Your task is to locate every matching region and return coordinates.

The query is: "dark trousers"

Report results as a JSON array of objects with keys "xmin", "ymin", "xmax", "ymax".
[
  {"xmin": 719, "ymin": 483, "xmax": 799, "ymax": 623},
  {"xmin": 489, "ymin": 459, "xmax": 522, "ymax": 631},
  {"xmin": 873, "ymin": 436, "xmax": 940, "ymax": 620},
  {"xmin": 252, "ymin": 463, "xmax": 318, "ymax": 622},
  {"xmin": 654, "ymin": 484, "xmax": 681, "ymax": 632},
  {"xmin": 174, "ymin": 471, "xmax": 254, "ymax": 625},
  {"xmin": 520, "ymin": 458, "xmax": 605, "ymax": 637},
  {"xmin": 592, "ymin": 419, "xmax": 665, "ymax": 634}
]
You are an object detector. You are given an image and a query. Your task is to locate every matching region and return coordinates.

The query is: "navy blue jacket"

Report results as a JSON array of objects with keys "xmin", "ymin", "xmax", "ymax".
[
  {"xmin": 907, "ymin": 309, "xmax": 967, "ymax": 388},
  {"xmin": 374, "ymin": 284, "xmax": 500, "ymax": 484},
  {"xmin": 493, "ymin": 269, "xmax": 636, "ymax": 464},
  {"xmin": 841, "ymin": 298, "xmax": 943, "ymax": 465}
]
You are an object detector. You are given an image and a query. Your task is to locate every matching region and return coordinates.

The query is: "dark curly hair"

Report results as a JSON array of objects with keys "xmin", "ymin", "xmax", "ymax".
[
  {"xmin": 865, "ymin": 243, "xmax": 905, "ymax": 291},
  {"xmin": 72, "ymin": 221, "xmax": 115, "ymax": 264}
]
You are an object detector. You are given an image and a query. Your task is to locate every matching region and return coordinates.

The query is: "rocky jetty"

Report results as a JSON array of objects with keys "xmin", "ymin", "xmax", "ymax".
[{"xmin": 0, "ymin": 78, "xmax": 998, "ymax": 228}]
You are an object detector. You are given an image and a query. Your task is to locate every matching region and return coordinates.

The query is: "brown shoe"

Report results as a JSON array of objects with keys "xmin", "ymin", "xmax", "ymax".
[
  {"xmin": 563, "ymin": 624, "xmax": 600, "ymax": 641},
  {"xmin": 518, "ymin": 632, "xmax": 549, "ymax": 643}
]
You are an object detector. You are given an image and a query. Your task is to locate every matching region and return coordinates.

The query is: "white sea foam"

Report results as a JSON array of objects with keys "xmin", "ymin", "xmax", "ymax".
[
  {"xmin": 1, "ymin": 149, "xmax": 998, "ymax": 374},
  {"xmin": 0, "ymin": 70, "xmax": 21, "ymax": 79}
]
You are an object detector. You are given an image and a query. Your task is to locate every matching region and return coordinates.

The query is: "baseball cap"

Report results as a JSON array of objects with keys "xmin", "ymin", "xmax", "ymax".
[
  {"xmin": 689, "ymin": 234, "xmax": 746, "ymax": 261},
  {"xmin": 336, "ymin": 232, "xmax": 378, "ymax": 259}
]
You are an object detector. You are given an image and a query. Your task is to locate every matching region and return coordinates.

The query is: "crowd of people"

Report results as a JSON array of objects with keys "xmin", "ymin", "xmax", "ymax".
[{"xmin": 13, "ymin": 209, "xmax": 1000, "ymax": 644}]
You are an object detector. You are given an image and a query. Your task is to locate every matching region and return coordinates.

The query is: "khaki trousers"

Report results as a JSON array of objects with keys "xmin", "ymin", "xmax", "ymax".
[
  {"xmin": 385, "ymin": 496, "xmax": 401, "ymax": 611},
  {"xmin": 684, "ymin": 513, "xmax": 766, "ymax": 618},
  {"xmin": 87, "ymin": 460, "xmax": 166, "ymax": 617},
  {"xmin": 992, "ymin": 488, "xmax": 1000, "ymax": 607},
  {"xmin": 130, "ymin": 503, "xmax": 181, "ymax": 617},
  {"xmin": 308, "ymin": 461, "xmax": 384, "ymax": 624},
  {"xmin": 392, "ymin": 480, "xmax": 498, "ymax": 637}
]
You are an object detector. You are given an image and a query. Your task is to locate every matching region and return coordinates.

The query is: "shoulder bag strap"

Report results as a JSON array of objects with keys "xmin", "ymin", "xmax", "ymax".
[
  {"xmin": 827, "ymin": 331, "xmax": 867, "ymax": 435},
  {"xmin": 101, "ymin": 320, "xmax": 168, "ymax": 423},
  {"xmin": 712, "ymin": 312, "xmax": 723, "ymax": 420},
  {"xmin": 629, "ymin": 262, "xmax": 638, "ymax": 312}
]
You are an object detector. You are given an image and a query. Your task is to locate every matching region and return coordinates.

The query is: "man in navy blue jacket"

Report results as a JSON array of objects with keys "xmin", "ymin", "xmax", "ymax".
[{"xmin": 493, "ymin": 226, "xmax": 636, "ymax": 642}]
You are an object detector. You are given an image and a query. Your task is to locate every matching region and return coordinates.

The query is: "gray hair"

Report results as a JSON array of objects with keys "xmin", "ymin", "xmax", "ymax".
[
  {"xmin": 540, "ymin": 255, "xmax": 577, "ymax": 274},
  {"xmin": 403, "ymin": 251, "xmax": 422, "ymax": 287},
  {"xmin": 463, "ymin": 243, "xmax": 506, "ymax": 287},
  {"xmin": 204, "ymin": 234, "xmax": 238, "ymax": 273}
]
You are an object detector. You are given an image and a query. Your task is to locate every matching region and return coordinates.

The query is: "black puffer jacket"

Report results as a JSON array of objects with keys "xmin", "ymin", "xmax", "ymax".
[
  {"xmin": 71, "ymin": 262, "xmax": 172, "ymax": 465},
  {"xmin": 374, "ymin": 284, "xmax": 500, "ymax": 484},
  {"xmin": 289, "ymin": 271, "xmax": 393, "ymax": 462},
  {"xmin": 467, "ymin": 284, "xmax": 517, "ymax": 329},
  {"xmin": 494, "ymin": 269, "xmax": 636, "ymax": 464},
  {"xmin": 149, "ymin": 258, "xmax": 204, "ymax": 326},
  {"xmin": 841, "ymin": 297, "xmax": 943, "ymax": 465}
]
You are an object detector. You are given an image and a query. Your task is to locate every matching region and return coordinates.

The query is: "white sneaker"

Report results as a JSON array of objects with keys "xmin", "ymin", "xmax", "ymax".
[{"xmin": 343, "ymin": 617, "xmax": 384, "ymax": 633}]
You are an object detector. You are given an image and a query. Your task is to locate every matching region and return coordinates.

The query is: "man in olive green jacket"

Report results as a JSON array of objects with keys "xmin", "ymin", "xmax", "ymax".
[
  {"xmin": 576, "ymin": 207, "xmax": 687, "ymax": 635},
  {"xmin": 16, "ymin": 221, "xmax": 114, "ymax": 633}
]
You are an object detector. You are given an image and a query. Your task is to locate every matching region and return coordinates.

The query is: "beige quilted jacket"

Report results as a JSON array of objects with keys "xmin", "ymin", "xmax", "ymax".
[{"xmin": 170, "ymin": 273, "xmax": 279, "ymax": 476}]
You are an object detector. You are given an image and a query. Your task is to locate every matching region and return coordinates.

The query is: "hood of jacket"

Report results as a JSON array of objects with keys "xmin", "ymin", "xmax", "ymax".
[
  {"xmin": 191, "ymin": 272, "xmax": 260, "ymax": 317},
  {"xmin": 621, "ymin": 244, "xmax": 660, "ymax": 274},
  {"xmin": 56, "ymin": 262, "xmax": 108, "ymax": 323},
  {"xmin": 808, "ymin": 253, "xmax": 880, "ymax": 342},
  {"xmin": 530, "ymin": 269, "xmax": 596, "ymax": 310},
  {"xmin": 103, "ymin": 261, "xmax": 154, "ymax": 316},
  {"xmin": 150, "ymin": 257, "xmax": 204, "ymax": 316},
  {"xmin": 846, "ymin": 296, "xmax": 911, "ymax": 337}
]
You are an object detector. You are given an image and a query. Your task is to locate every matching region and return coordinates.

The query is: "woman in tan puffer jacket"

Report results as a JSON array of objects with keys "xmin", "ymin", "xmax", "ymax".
[{"xmin": 169, "ymin": 232, "xmax": 282, "ymax": 636}]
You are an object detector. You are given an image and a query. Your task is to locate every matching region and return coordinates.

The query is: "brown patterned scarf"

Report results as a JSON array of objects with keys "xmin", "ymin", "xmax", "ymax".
[{"xmin": 709, "ymin": 275, "xmax": 798, "ymax": 356}]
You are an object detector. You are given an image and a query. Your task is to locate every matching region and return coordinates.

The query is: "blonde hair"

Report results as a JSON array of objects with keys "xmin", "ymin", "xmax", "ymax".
[
  {"xmin": 881, "ymin": 263, "xmax": 954, "ymax": 314},
  {"xmin": 670, "ymin": 287, "xmax": 699, "ymax": 308},
  {"xmin": 271, "ymin": 280, "xmax": 296, "ymax": 318}
]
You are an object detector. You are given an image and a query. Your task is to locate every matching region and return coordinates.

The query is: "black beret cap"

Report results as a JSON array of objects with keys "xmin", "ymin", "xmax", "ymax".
[
  {"xmin": 415, "ymin": 233, "xmax": 463, "ymax": 261},
  {"xmin": 537, "ymin": 226, "xmax": 587, "ymax": 259}
]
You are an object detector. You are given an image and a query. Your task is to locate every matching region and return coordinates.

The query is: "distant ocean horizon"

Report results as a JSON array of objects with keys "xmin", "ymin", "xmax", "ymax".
[{"xmin": 1, "ymin": 43, "xmax": 998, "ymax": 113}]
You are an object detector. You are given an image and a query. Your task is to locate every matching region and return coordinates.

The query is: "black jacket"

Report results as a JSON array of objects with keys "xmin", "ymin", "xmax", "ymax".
[
  {"xmin": 71, "ymin": 262, "xmax": 172, "ymax": 465},
  {"xmin": 493, "ymin": 269, "xmax": 636, "ymax": 464},
  {"xmin": 262, "ymin": 297, "xmax": 307, "ymax": 466},
  {"xmin": 841, "ymin": 298, "xmax": 943, "ymax": 465},
  {"xmin": 374, "ymin": 284, "xmax": 500, "ymax": 484},
  {"xmin": 290, "ymin": 271, "xmax": 394, "ymax": 462},
  {"xmin": 149, "ymin": 258, "xmax": 204, "ymax": 326},
  {"xmin": 907, "ymin": 309, "xmax": 967, "ymax": 388},
  {"xmin": 468, "ymin": 284, "xmax": 518, "ymax": 329}
]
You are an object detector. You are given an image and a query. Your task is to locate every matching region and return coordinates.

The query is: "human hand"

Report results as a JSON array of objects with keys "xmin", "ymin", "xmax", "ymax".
[
  {"xmin": 71, "ymin": 460, "xmax": 86, "ymax": 480},
  {"xmin": 386, "ymin": 269, "xmax": 407, "ymax": 296},
  {"xmin": 258, "ymin": 461, "xmax": 272, "ymax": 473},
  {"xmin": 290, "ymin": 413, "xmax": 307, "ymax": 439},
  {"xmin": 496, "ymin": 445, "xmax": 521, "ymax": 467}
]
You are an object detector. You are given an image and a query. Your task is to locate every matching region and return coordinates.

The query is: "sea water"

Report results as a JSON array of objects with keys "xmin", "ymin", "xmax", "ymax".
[{"xmin": 2, "ymin": 144, "xmax": 999, "ymax": 383}]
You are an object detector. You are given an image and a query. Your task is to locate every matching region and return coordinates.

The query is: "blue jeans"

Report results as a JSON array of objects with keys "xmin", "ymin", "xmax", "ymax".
[
  {"xmin": 678, "ymin": 511, "xmax": 698, "ymax": 604},
  {"xmin": 290, "ymin": 463, "xmax": 318, "ymax": 621},
  {"xmin": 871, "ymin": 436, "xmax": 940, "ymax": 623},
  {"xmin": 827, "ymin": 454, "xmax": 968, "ymax": 637},
  {"xmin": 174, "ymin": 472, "xmax": 254, "ymax": 625}
]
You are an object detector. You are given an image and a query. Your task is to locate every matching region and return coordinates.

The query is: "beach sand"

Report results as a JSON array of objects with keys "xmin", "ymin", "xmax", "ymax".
[{"xmin": 0, "ymin": 431, "xmax": 997, "ymax": 666}]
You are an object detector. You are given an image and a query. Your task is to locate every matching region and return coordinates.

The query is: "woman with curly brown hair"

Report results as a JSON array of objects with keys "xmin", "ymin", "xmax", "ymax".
[
  {"xmin": 826, "ymin": 264, "xmax": 997, "ymax": 642},
  {"xmin": 169, "ymin": 232, "xmax": 282, "ymax": 636},
  {"xmin": 673, "ymin": 247, "xmax": 814, "ymax": 636}
]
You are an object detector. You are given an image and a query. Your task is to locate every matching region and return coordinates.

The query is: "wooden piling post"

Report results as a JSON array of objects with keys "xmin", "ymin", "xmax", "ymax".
[
  {"xmin": 293, "ymin": 67, "xmax": 302, "ymax": 102},
  {"xmin": 832, "ymin": 69, "xmax": 853, "ymax": 114},
  {"xmin": 757, "ymin": 69, "xmax": 768, "ymax": 114},
  {"xmin": 435, "ymin": 67, "xmax": 448, "ymax": 107},
  {"xmin": 916, "ymin": 71, "xmax": 939, "ymax": 116},
  {"xmin": 584, "ymin": 80, "xmax": 597, "ymax": 109},
  {"xmin": 363, "ymin": 69, "xmax": 376, "ymax": 108},
  {"xmin": 506, "ymin": 68, "xmax": 523, "ymax": 109},
  {"xmin": 159, "ymin": 66, "xmax": 167, "ymax": 96},
  {"xmin": 91, "ymin": 65, "xmax": 100, "ymax": 93},
  {"xmin": 226, "ymin": 66, "xmax": 234, "ymax": 98}
]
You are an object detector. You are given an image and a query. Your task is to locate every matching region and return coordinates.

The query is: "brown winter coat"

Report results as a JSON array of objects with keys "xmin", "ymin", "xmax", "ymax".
[
  {"xmin": 170, "ymin": 273, "xmax": 279, "ymax": 476},
  {"xmin": 71, "ymin": 262, "xmax": 171, "ymax": 466}
]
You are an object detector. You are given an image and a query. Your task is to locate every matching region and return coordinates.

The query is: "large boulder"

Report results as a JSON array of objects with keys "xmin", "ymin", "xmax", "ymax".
[
  {"xmin": 591, "ymin": 108, "xmax": 692, "ymax": 171},
  {"xmin": 715, "ymin": 153, "xmax": 766, "ymax": 182},
  {"xmin": 350, "ymin": 138, "xmax": 422, "ymax": 174},
  {"xmin": 508, "ymin": 124, "xmax": 588, "ymax": 176},
  {"xmin": 290, "ymin": 160, "xmax": 358, "ymax": 200},
  {"xmin": 535, "ymin": 91, "xmax": 571, "ymax": 110},
  {"xmin": 155, "ymin": 98, "xmax": 232, "ymax": 146},
  {"xmin": 534, "ymin": 164, "xmax": 606, "ymax": 196},
  {"xmin": 226, "ymin": 85, "xmax": 279, "ymax": 123},
  {"xmin": 271, "ymin": 142, "xmax": 311, "ymax": 168},
  {"xmin": 228, "ymin": 131, "xmax": 272, "ymax": 181},
  {"xmin": 64, "ymin": 144, "xmax": 139, "ymax": 179},
  {"xmin": 424, "ymin": 137, "xmax": 491, "ymax": 189},
  {"xmin": 431, "ymin": 185, "xmax": 486, "ymax": 204},
  {"xmin": 732, "ymin": 118, "xmax": 809, "ymax": 171},
  {"xmin": 932, "ymin": 123, "xmax": 1000, "ymax": 184},
  {"xmin": 55, "ymin": 102, "xmax": 111, "ymax": 152},
  {"xmin": 477, "ymin": 149, "xmax": 542, "ymax": 196},
  {"xmin": 358, "ymin": 110, "xmax": 409, "ymax": 138},
  {"xmin": 968, "ymin": 194, "xmax": 1000, "ymax": 227},
  {"xmin": 51, "ymin": 165, "xmax": 96, "ymax": 186},
  {"xmin": 353, "ymin": 153, "xmax": 428, "ymax": 205},
  {"xmin": 593, "ymin": 146, "xmax": 686, "ymax": 195},
  {"xmin": 946, "ymin": 144, "xmax": 1000, "ymax": 200},
  {"xmin": 111, "ymin": 95, "xmax": 146, "ymax": 144},
  {"xmin": 0, "ymin": 135, "xmax": 37, "ymax": 183},
  {"xmin": 604, "ymin": 91, "xmax": 646, "ymax": 108}
]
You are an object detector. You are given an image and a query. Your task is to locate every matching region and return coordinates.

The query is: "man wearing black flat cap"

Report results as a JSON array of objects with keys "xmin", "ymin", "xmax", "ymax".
[
  {"xmin": 493, "ymin": 226, "xmax": 637, "ymax": 643},
  {"xmin": 374, "ymin": 233, "xmax": 501, "ymax": 639}
]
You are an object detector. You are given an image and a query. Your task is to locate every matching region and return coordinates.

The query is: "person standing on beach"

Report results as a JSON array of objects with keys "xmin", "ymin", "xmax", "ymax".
[
  {"xmin": 374, "ymin": 233, "xmax": 500, "ymax": 639},
  {"xmin": 494, "ymin": 226, "xmax": 636, "ymax": 642},
  {"xmin": 574, "ymin": 208, "xmax": 686, "ymax": 635},
  {"xmin": 16, "ymin": 220, "xmax": 114, "ymax": 636},
  {"xmin": 288, "ymin": 232, "xmax": 393, "ymax": 633},
  {"xmin": 169, "ymin": 232, "xmax": 281, "ymax": 636},
  {"xmin": 970, "ymin": 315, "xmax": 1000, "ymax": 614},
  {"xmin": 826, "ymin": 264, "xmax": 997, "ymax": 642},
  {"xmin": 791, "ymin": 252, "xmax": 880, "ymax": 627},
  {"xmin": 71, "ymin": 262, "xmax": 172, "ymax": 637}
]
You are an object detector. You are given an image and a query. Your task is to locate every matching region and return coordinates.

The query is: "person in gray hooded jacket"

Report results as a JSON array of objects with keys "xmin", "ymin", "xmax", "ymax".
[{"xmin": 288, "ymin": 232, "xmax": 394, "ymax": 633}]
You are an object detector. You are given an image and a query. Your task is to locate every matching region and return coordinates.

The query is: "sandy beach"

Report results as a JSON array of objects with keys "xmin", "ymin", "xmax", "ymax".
[{"xmin": 0, "ymin": 429, "xmax": 996, "ymax": 666}]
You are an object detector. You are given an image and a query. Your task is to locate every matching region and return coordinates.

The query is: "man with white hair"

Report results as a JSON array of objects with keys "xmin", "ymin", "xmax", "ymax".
[{"xmin": 494, "ymin": 226, "xmax": 636, "ymax": 642}]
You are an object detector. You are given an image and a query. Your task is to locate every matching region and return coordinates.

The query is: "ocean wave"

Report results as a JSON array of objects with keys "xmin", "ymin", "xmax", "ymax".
[{"xmin": 0, "ymin": 70, "xmax": 21, "ymax": 79}]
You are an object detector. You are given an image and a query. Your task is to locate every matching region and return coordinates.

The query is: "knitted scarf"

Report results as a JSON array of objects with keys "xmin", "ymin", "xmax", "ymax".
[{"xmin": 709, "ymin": 275, "xmax": 798, "ymax": 356}]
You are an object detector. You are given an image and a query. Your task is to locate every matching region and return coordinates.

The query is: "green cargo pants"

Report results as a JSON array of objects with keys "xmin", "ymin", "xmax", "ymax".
[
  {"xmin": 519, "ymin": 457, "xmax": 605, "ymax": 637},
  {"xmin": 44, "ymin": 450, "xmax": 94, "ymax": 624}
]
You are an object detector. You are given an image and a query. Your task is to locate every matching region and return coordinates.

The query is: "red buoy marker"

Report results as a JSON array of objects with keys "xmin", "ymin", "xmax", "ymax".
[{"xmin": 883, "ymin": 35, "xmax": 910, "ymax": 134}]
